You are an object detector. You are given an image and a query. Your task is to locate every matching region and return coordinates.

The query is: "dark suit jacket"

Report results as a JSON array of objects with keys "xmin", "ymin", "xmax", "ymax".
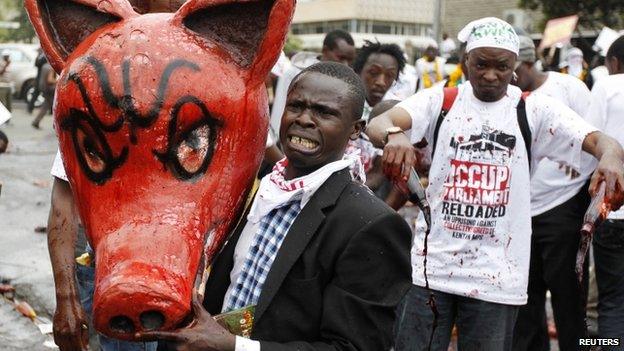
[{"xmin": 203, "ymin": 168, "xmax": 413, "ymax": 350}]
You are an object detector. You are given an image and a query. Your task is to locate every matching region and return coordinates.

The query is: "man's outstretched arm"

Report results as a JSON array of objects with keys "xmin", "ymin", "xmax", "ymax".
[
  {"xmin": 582, "ymin": 131, "xmax": 624, "ymax": 208},
  {"xmin": 367, "ymin": 107, "xmax": 417, "ymax": 181},
  {"xmin": 48, "ymin": 177, "xmax": 89, "ymax": 351}
]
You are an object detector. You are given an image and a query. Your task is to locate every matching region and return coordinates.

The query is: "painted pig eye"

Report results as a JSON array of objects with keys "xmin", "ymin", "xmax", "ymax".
[
  {"xmin": 61, "ymin": 108, "xmax": 128, "ymax": 184},
  {"xmin": 77, "ymin": 129, "xmax": 106, "ymax": 174},
  {"xmin": 176, "ymin": 122, "xmax": 211, "ymax": 175},
  {"xmin": 155, "ymin": 96, "xmax": 221, "ymax": 181}
]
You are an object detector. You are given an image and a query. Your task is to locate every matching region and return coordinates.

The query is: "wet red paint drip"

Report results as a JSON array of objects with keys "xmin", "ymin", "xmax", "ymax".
[
  {"xmin": 422, "ymin": 225, "xmax": 439, "ymax": 351},
  {"xmin": 405, "ymin": 168, "xmax": 437, "ymax": 351}
]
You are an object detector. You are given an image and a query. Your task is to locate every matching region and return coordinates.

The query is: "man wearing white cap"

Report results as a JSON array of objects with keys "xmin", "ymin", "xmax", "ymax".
[
  {"xmin": 560, "ymin": 47, "xmax": 589, "ymax": 82},
  {"xmin": 366, "ymin": 17, "xmax": 624, "ymax": 350},
  {"xmin": 512, "ymin": 35, "xmax": 595, "ymax": 351}
]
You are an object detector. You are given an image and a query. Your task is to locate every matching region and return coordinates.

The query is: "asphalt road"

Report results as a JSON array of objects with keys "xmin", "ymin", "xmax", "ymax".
[{"xmin": 0, "ymin": 101, "xmax": 57, "ymax": 350}]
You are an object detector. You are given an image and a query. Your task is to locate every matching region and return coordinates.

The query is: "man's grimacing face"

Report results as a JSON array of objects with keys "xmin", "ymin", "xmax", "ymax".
[{"xmin": 280, "ymin": 72, "xmax": 362, "ymax": 175}]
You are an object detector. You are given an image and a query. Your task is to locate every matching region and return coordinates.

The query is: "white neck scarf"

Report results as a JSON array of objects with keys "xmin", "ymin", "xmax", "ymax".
[{"xmin": 248, "ymin": 148, "xmax": 364, "ymax": 224}]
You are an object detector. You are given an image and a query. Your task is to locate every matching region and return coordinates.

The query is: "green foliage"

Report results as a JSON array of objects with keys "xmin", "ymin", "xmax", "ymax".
[
  {"xmin": 283, "ymin": 33, "xmax": 303, "ymax": 56},
  {"xmin": 0, "ymin": 0, "xmax": 35, "ymax": 43},
  {"xmin": 519, "ymin": 0, "xmax": 624, "ymax": 29}
]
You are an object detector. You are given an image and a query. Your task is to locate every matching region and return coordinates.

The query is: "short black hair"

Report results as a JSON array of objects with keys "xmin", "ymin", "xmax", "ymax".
[
  {"xmin": 352, "ymin": 40, "xmax": 406, "ymax": 79},
  {"xmin": 607, "ymin": 35, "xmax": 624, "ymax": 63},
  {"xmin": 323, "ymin": 30, "xmax": 355, "ymax": 50},
  {"xmin": 290, "ymin": 62, "xmax": 365, "ymax": 120}
]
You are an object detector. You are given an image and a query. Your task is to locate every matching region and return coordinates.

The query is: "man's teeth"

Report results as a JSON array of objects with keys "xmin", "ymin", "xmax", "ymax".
[{"xmin": 290, "ymin": 136, "xmax": 319, "ymax": 149}]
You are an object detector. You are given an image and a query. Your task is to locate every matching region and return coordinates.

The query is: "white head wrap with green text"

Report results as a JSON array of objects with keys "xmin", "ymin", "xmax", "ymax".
[{"xmin": 457, "ymin": 17, "xmax": 519, "ymax": 55}]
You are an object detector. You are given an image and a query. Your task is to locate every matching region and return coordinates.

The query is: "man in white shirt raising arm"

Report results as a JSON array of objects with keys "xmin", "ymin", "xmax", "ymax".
[{"xmin": 367, "ymin": 18, "xmax": 624, "ymax": 351}]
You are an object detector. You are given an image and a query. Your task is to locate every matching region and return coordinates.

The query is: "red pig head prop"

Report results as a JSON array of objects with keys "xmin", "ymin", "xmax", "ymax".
[{"xmin": 26, "ymin": 0, "xmax": 294, "ymax": 339}]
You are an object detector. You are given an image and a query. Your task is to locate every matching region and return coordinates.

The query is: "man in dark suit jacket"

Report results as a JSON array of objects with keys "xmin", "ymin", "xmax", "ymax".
[{"xmin": 143, "ymin": 62, "xmax": 412, "ymax": 351}]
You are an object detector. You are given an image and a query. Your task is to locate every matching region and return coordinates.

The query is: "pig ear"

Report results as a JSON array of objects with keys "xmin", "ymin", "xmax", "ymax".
[
  {"xmin": 25, "ymin": 0, "xmax": 136, "ymax": 73},
  {"xmin": 173, "ymin": 0, "xmax": 295, "ymax": 83}
]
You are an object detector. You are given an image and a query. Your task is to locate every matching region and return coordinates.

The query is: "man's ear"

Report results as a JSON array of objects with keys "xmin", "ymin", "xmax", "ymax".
[
  {"xmin": 607, "ymin": 56, "xmax": 622, "ymax": 75},
  {"xmin": 25, "ymin": 0, "xmax": 136, "ymax": 73},
  {"xmin": 320, "ymin": 44, "xmax": 330, "ymax": 57},
  {"xmin": 350, "ymin": 119, "xmax": 366, "ymax": 140},
  {"xmin": 173, "ymin": 0, "xmax": 295, "ymax": 85}
]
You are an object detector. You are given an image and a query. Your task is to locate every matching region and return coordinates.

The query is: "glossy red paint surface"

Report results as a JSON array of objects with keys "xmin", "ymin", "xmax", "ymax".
[{"xmin": 26, "ymin": 0, "xmax": 293, "ymax": 340}]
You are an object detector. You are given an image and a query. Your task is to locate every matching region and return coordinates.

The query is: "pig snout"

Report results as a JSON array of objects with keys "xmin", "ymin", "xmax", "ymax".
[
  {"xmin": 92, "ymin": 259, "xmax": 191, "ymax": 338},
  {"xmin": 90, "ymin": 223, "xmax": 203, "ymax": 339}
]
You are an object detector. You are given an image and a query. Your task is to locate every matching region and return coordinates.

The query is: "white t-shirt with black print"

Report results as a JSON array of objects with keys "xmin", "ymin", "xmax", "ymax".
[{"xmin": 396, "ymin": 83, "xmax": 597, "ymax": 305}]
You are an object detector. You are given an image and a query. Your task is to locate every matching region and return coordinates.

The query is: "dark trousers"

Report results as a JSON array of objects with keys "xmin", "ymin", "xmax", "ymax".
[
  {"xmin": 513, "ymin": 187, "xmax": 590, "ymax": 351},
  {"xmin": 27, "ymin": 87, "xmax": 40, "ymax": 113},
  {"xmin": 395, "ymin": 285, "xmax": 519, "ymax": 351},
  {"xmin": 32, "ymin": 92, "xmax": 53, "ymax": 128},
  {"xmin": 594, "ymin": 219, "xmax": 624, "ymax": 351}
]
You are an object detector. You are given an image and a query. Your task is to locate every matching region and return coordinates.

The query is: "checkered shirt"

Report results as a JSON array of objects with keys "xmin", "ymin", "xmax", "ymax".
[{"xmin": 224, "ymin": 200, "xmax": 302, "ymax": 312}]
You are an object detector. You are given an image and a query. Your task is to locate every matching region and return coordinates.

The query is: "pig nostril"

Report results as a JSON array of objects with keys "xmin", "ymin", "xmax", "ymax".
[
  {"xmin": 109, "ymin": 315, "xmax": 135, "ymax": 333},
  {"xmin": 140, "ymin": 311, "xmax": 165, "ymax": 331}
]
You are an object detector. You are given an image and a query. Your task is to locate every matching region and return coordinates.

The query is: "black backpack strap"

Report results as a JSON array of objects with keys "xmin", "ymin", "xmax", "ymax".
[
  {"xmin": 516, "ymin": 95, "xmax": 532, "ymax": 170},
  {"xmin": 431, "ymin": 110, "xmax": 446, "ymax": 161}
]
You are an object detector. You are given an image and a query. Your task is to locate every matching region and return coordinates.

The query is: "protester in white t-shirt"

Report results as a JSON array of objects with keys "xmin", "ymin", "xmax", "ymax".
[
  {"xmin": 352, "ymin": 41, "xmax": 406, "ymax": 122},
  {"xmin": 269, "ymin": 30, "xmax": 355, "ymax": 139},
  {"xmin": 511, "ymin": 35, "xmax": 595, "ymax": 351},
  {"xmin": 440, "ymin": 33, "xmax": 457, "ymax": 59},
  {"xmin": 367, "ymin": 18, "xmax": 624, "ymax": 351},
  {"xmin": 584, "ymin": 34, "xmax": 624, "ymax": 346},
  {"xmin": 349, "ymin": 41, "xmax": 406, "ymax": 178},
  {"xmin": 415, "ymin": 45, "xmax": 447, "ymax": 91}
]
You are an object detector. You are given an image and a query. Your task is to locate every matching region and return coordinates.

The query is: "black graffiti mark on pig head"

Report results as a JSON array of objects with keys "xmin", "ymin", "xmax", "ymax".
[{"xmin": 60, "ymin": 56, "xmax": 222, "ymax": 184}]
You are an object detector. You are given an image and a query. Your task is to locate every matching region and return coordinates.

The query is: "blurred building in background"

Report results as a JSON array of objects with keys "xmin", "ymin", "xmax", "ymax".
[
  {"xmin": 0, "ymin": 2, "xmax": 18, "ymax": 22},
  {"xmin": 441, "ymin": 0, "xmax": 540, "ymax": 37},
  {"xmin": 292, "ymin": 0, "xmax": 437, "ymax": 54}
]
